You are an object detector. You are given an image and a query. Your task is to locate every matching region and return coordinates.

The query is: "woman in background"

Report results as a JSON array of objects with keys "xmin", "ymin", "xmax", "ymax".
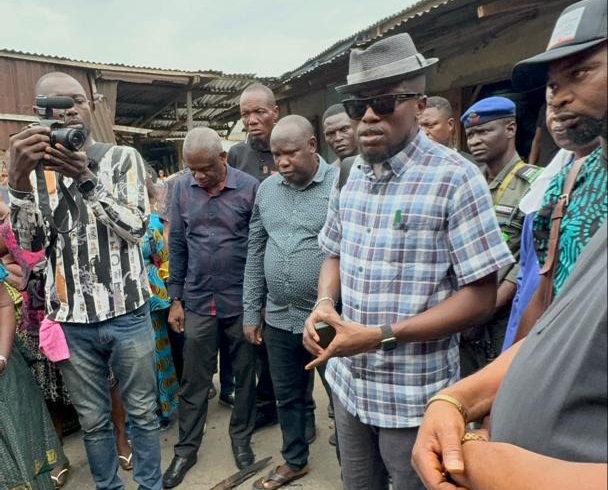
[
  {"xmin": 0, "ymin": 257, "xmax": 68, "ymax": 489},
  {"xmin": 142, "ymin": 168, "xmax": 179, "ymax": 427}
]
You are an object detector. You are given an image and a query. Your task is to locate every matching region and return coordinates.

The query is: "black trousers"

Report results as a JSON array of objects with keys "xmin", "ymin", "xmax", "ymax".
[
  {"xmin": 264, "ymin": 324, "xmax": 312, "ymax": 470},
  {"xmin": 174, "ymin": 312, "xmax": 256, "ymax": 458}
]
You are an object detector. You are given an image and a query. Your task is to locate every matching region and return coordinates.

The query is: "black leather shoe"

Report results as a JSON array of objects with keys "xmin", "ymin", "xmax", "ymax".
[
  {"xmin": 231, "ymin": 443, "xmax": 255, "ymax": 469},
  {"xmin": 219, "ymin": 392, "xmax": 235, "ymax": 408},
  {"xmin": 162, "ymin": 454, "xmax": 197, "ymax": 488},
  {"xmin": 253, "ymin": 410, "xmax": 279, "ymax": 431}
]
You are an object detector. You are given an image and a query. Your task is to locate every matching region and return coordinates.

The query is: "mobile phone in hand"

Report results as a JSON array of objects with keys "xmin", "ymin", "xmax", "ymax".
[{"xmin": 315, "ymin": 321, "xmax": 336, "ymax": 349}]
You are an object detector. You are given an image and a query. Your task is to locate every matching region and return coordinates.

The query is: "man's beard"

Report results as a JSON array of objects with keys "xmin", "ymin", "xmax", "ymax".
[
  {"xmin": 567, "ymin": 114, "xmax": 604, "ymax": 146},
  {"xmin": 359, "ymin": 138, "xmax": 408, "ymax": 164},
  {"xmin": 249, "ymin": 136, "xmax": 270, "ymax": 151}
]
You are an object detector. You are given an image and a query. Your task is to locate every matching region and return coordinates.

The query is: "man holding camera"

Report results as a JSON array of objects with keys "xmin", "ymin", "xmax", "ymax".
[{"xmin": 7, "ymin": 72, "xmax": 162, "ymax": 490}]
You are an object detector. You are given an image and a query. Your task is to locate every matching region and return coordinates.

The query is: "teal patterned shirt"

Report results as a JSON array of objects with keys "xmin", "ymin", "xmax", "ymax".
[{"xmin": 533, "ymin": 147, "xmax": 607, "ymax": 296}]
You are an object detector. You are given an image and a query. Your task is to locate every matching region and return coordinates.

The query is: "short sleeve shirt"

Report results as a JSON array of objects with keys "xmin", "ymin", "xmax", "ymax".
[{"xmin": 320, "ymin": 132, "xmax": 514, "ymax": 427}]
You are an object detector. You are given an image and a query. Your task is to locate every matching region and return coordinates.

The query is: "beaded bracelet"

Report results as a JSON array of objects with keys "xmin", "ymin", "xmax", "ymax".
[{"xmin": 313, "ymin": 296, "xmax": 335, "ymax": 310}]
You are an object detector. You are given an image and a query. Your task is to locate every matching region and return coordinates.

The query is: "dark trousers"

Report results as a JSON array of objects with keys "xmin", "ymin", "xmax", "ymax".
[
  {"xmin": 334, "ymin": 396, "xmax": 424, "ymax": 490},
  {"xmin": 219, "ymin": 336, "xmax": 235, "ymax": 395},
  {"xmin": 255, "ymin": 339, "xmax": 276, "ymax": 411},
  {"xmin": 175, "ymin": 312, "xmax": 256, "ymax": 458},
  {"xmin": 263, "ymin": 324, "xmax": 312, "ymax": 470}
]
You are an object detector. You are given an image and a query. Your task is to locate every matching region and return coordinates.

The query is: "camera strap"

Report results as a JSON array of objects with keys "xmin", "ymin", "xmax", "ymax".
[
  {"xmin": 37, "ymin": 142, "xmax": 113, "ymax": 238},
  {"xmin": 36, "ymin": 165, "xmax": 80, "ymax": 235}
]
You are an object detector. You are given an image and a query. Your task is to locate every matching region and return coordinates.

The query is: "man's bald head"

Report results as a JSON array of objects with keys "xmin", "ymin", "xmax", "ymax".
[
  {"xmin": 271, "ymin": 115, "xmax": 315, "ymax": 145},
  {"xmin": 239, "ymin": 83, "xmax": 279, "ymax": 144},
  {"xmin": 240, "ymin": 83, "xmax": 276, "ymax": 106},
  {"xmin": 270, "ymin": 115, "xmax": 318, "ymax": 187}
]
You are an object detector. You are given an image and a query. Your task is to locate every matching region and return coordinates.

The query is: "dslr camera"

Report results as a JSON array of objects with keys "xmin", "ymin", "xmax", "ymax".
[{"xmin": 33, "ymin": 95, "xmax": 86, "ymax": 151}]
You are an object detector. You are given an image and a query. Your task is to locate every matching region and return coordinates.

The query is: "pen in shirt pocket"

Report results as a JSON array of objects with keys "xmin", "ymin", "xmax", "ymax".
[{"xmin": 393, "ymin": 209, "xmax": 402, "ymax": 228}]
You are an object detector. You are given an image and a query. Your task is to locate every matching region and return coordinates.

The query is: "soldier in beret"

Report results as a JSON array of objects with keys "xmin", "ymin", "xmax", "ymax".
[{"xmin": 459, "ymin": 96, "xmax": 541, "ymax": 375}]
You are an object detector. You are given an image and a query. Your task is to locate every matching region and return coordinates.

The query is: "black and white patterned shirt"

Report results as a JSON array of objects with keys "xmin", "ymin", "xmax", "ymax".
[{"xmin": 9, "ymin": 145, "xmax": 151, "ymax": 323}]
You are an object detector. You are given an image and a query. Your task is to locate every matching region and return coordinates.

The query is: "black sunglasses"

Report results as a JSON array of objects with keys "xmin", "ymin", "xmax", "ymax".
[{"xmin": 342, "ymin": 92, "xmax": 423, "ymax": 120}]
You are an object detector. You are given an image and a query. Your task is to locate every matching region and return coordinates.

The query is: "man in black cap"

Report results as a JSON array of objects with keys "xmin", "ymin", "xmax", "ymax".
[
  {"xmin": 411, "ymin": 1, "xmax": 607, "ymax": 488},
  {"xmin": 303, "ymin": 32, "xmax": 513, "ymax": 490},
  {"xmin": 513, "ymin": 0, "xmax": 607, "ymax": 339},
  {"xmin": 459, "ymin": 96, "xmax": 541, "ymax": 376}
]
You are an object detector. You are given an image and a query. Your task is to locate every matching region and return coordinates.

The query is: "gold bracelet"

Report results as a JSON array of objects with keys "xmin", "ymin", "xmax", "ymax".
[
  {"xmin": 425, "ymin": 394, "xmax": 469, "ymax": 423},
  {"xmin": 313, "ymin": 296, "xmax": 335, "ymax": 310},
  {"xmin": 461, "ymin": 431, "xmax": 487, "ymax": 444}
]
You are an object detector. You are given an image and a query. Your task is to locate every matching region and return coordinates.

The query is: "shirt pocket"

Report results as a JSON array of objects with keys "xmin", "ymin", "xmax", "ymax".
[{"xmin": 384, "ymin": 216, "xmax": 445, "ymax": 266}]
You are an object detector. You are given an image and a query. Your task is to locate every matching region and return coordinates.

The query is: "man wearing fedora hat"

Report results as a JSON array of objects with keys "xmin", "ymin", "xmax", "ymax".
[
  {"xmin": 303, "ymin": 33, "xmax": 513, "ymax": 489},
  {"xmin": 411, "ymin": 0, "xmax": 607, "ymax": 489}
]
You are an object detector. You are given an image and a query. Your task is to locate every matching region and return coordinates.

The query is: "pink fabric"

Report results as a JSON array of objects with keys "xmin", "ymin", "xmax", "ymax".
[{"xmin": 39, "ymin": 318, "xmax": 70, "ymax": 362}]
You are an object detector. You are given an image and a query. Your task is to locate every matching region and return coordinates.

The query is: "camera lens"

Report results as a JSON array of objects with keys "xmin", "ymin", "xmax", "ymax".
[{"xmin": 50, "ymin": 127, "xmax": 86, "ymax": 151}]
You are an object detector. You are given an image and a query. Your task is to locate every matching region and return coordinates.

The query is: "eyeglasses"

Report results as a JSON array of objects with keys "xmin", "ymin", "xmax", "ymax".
[{"xmin": 342, "ymin": 92, "xmax": 423, "ymax": 120}]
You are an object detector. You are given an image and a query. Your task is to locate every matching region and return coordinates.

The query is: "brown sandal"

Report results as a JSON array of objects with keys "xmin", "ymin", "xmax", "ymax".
[{"xmin": 252, "ymin": 464, "xmax": 309, "ymax": 490}]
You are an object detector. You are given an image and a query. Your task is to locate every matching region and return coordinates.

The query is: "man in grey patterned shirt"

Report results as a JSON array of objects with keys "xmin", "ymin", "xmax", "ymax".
[
  {"xmin": 243, "ymin": 115, "xmax": 337, "ymax": 489},
  {"xmin": 8, "ymin": 72, "xmax": 161, "ymax": 490}
]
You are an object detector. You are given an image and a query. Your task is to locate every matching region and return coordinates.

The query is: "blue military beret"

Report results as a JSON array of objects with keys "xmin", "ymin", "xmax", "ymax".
[{"xmin": 461, "ymin": 96, "xmax": 516, "ymax": 128}]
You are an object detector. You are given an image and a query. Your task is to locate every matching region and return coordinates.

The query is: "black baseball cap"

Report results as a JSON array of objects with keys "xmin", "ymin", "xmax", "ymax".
[{"xmin": 512, "ymin": 0, "xmax": 607, "ymax": 91}]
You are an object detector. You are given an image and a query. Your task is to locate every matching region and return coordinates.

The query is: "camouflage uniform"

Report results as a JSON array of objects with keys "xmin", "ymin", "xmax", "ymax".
[{"xmin": 460, "ymin": 154, "xmax": 542, "ymax": 376}]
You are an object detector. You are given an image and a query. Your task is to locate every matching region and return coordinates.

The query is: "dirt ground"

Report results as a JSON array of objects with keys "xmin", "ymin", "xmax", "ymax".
[{"xmin": 62, "ymin": 372, "xmax": 342, "ymax": 489}]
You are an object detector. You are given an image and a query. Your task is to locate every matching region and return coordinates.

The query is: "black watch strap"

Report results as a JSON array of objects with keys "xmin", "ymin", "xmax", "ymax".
[{"xmin": 380, "ymin": 323, "xmax": 397, "ymax": 351}]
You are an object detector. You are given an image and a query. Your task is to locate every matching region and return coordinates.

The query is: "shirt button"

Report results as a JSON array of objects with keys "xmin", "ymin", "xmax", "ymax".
[
  {"xmin": 358, "ymin": 266, "xmax": 363, "ymax": 272},
  {"xmin": 367, "ymin": 228, "xmax": 371, "ymax": 233}
]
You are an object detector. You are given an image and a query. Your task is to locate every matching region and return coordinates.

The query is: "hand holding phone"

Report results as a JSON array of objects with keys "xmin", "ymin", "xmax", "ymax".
[{"xmin": 314, "ymin": 321, "xmax": 336, "ymax": 349}]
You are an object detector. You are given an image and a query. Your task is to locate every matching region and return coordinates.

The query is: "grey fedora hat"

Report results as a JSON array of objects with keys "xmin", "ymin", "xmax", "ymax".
[
  {"xmin": 512, "ymin": 0, "xmax": 607, "ymax": 91},
  {"xmin": 337, "ymin": 33, "xmax": 438, "ymax": 94}
]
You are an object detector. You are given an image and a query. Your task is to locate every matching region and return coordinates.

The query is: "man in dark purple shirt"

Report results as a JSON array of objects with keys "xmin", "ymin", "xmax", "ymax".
[{"xmin": 163, "ymin": 127, "xmax": 259, "ymax": 488}]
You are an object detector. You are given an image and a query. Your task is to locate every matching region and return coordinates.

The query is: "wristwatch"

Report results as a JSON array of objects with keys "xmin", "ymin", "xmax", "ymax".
[
  {"xmin": 77, "ymin": 178, "xmax": 97, "ymax": 195},
  {"xmin": 0, "ymin": 354, "xmax": 7, "ymax": 375},
  {"xmin": 169, "ymin": 297, "xmax": 182, "ymax": 303},
  {"xmin": 380, "ymin": 324, "xmax": 397, "ymax": 351}
]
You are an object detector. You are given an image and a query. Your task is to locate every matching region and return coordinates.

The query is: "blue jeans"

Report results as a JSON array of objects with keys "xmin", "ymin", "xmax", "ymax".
[{"xmin": 59, "ymin": 304, "xmax": 162, "ymax": 490}]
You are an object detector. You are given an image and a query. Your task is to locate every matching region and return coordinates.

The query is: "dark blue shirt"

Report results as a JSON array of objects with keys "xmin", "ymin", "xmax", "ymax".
[{"xmin": 167, "ymin": 166, "xmax": 259, "ymax": 317}]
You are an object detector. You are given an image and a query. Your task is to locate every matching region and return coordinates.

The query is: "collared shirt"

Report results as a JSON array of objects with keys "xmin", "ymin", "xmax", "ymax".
[
  {"xmin": 243, "ymin": 157, "xmax": 337, "ymax": 333},
  {"xmin": 320, "ymin": 131, "xmax": 514, "ymax": 428},
  {"xmin": 533, "ymin": 146, "xmax": 607, "ymax": 297},
  {"xmin": 9, "ymin": 145, "xmax": 151, "ymax": 323},
  {"xmin": 167, "ymin": 166, "xmax": 259, "ymax": 318},
  {"xmin": 483, "ymin": 154, "xmax": 541, "ymax": 284},
  {"xmin": 228, "ymin": 138, "xmax": 276, "ymax": 181}
]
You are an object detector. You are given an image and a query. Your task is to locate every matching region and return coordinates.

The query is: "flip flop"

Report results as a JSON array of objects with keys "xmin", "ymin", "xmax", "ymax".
[
  {"xmin": 118, "ymin": 452, "xmax": 133, "ymax": 471},
  {"xmin": 252, "ymin": 465, "xmax": 309, "ymax": 490},
  {"xmin": 51, "ymin": 465, "xmax": 70, "ymax": 489}
]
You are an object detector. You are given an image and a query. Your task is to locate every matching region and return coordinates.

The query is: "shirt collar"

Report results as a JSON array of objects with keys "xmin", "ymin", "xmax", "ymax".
[
  {"xmin": 188, "ymin": 164, "xmax": 236, "ymax": 194},
  {"xmin": 483, "ymin": 152, "xmax": 522, "ymax": 185},
  {"xmin": 357, "ymin": 130, "xmax": 431, "ymax": 179},
  {"xmin": 278, "ymin": 155, "xmax": 330, "ymax": 190}
]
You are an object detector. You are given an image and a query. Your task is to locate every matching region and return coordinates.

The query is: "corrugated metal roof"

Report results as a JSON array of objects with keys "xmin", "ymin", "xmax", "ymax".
[
  {"xmin": 279, "ymin": 0, "xmax": 455, "ymax": 82},
  {"xmin": 0, "ymin": 49, "xmax": 223, "ymax": 77}
]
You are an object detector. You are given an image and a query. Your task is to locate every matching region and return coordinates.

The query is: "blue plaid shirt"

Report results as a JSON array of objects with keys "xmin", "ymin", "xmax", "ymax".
[{"xmin": 320, "ymin": 132, "xmax": 514, "ymax": 428}]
